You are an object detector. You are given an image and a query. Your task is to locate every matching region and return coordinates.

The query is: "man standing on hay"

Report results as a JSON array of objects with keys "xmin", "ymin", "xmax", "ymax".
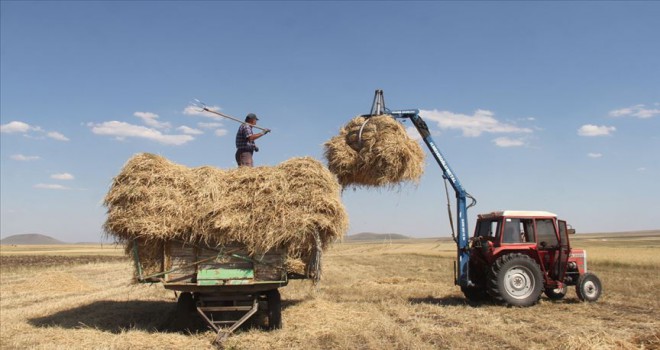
[{"xmin": 235, "ymin": 113, "xmax": 270, "ymax": 167}]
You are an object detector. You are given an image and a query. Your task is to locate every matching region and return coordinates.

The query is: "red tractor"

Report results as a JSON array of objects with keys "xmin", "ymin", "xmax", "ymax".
[
  {"xmin": 360, "ymin": 91, "xmax": 603, "ymax": 307},
  {"xmin": 461, "ymin": 210, "xmax": 603, "ymax": 306}
]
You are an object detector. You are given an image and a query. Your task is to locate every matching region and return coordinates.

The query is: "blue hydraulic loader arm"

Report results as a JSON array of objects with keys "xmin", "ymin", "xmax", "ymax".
[{"xmin": 363, "ymin": 90, "xmax": 476, "ymax": 287}]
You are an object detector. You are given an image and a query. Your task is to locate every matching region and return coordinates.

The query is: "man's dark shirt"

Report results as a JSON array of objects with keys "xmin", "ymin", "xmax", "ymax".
[{"xmin": 235, "ymin": 124, "xmax": 255, "ymax": 151}]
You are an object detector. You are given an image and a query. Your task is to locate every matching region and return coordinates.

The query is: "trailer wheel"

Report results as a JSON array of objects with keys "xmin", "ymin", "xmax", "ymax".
[
  {"xmin": 544, "ymin": 285, "xmax": 568, "ymax": 300},
  {"xmin": 265, "ymin": 289, "xmax": 282, "ymax": 330},
  {"xmin": 171, "ymin": 292, "xmax": 196, "ymax": 331},
  {"xmin": 487, "ymin": 253, "xmax": 543, "ymax": 307},
  {"xmin": 576, "ymin": 272, "xmax": 602, "ymax": 302}
]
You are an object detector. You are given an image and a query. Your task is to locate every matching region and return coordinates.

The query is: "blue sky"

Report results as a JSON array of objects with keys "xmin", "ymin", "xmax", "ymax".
[{"xmin": 1, "ymin": 1, "xmax": 659, "ymax": 242}]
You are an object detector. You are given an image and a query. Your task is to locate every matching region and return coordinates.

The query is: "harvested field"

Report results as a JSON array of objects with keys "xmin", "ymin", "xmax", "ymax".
[
  {"xmin": 0, "ymin": 244, "xmax": 124, "ymax": 256},
  {"xmin": 0, "ymin": 233, "xmax": 659, "ymax": 349},
  {"xmin": 0, "ymin": 255, "xmax": 126, "ymax": 271}
]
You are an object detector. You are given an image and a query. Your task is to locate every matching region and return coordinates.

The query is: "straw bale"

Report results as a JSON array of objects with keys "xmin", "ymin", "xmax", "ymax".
[
  {"xmin": 324, "ymin": 115, "xmax": 425, "ymax": 188},
  {"xmin": 125, "ymin": 238, "xmax": 164, "ymax": 278},
  {"xmin": 103, "ymin": 153, "xmax": 348, "ymax": 277},
  {"xmin": 103, "ymin": 153, "xmax": 195, "ymax": 241}
]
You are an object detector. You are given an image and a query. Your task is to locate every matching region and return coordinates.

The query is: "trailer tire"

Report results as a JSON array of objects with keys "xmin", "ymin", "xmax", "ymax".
[
  {"xmin": 265, "ymin": 289, "xmax": 282, "ymax": 330},
  {"xmin": 576, "ymin": 272, "xmax": 602, "ymax": 302},
  {"xmin": 171, "ymin": 292, "xmax": 196, "ymax": 331},
  {"xmin": 544, "ymin": 285, "xmax": 568, "ymax": 300},
  {"xmin": 487, "ymin": 253, "xmax": 543, "ymax": 307}
]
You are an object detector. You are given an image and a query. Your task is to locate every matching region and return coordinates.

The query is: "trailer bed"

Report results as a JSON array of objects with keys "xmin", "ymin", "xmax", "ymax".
[
  {"xmin": 131, "ymin": 238, "xmax": 289, "ymax": 344},
  {"xmin": 132, "ymin": 238, "xmax": 289, "ymax": 288}
]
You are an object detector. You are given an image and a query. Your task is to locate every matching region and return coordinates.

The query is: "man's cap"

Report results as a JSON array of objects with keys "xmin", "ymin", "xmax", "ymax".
[{"xmin": 245, "ymin": 113, "xmax": 259, "ymax": 121}]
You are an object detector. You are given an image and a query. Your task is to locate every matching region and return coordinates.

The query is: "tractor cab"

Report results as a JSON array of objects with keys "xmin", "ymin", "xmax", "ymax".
[
  {"xmin": 462, "ymin": 210, "xmax": 602, "ymax": 306},
  {"xmin": 474, "ymin": 211, "xmax": 560, "ymax": 244}
]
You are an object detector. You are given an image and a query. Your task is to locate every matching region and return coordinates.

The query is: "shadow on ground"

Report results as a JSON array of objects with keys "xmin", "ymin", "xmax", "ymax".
[
  {"xmin": 29, "ymin": 300, "xmax": 177, "ymax": 333},
  {"xmin": 408, "ymin": 296, "xmax": 478, "ymax": 307},
  {"xmin": 28, "ymin": 298, "xmax": 304, "ymax": 334},
  {"xmin": 409, "ymin": 295, "xmax": 584, "ymax": 308}
]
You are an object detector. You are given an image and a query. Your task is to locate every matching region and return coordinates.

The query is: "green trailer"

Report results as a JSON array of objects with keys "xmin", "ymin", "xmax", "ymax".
[{"xmin": 131, "ymin": 238, "xmax": 297, "ymax": 344}]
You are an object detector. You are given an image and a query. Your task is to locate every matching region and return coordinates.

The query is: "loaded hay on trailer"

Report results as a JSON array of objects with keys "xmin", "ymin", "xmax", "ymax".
[
  {"xmin": 103, "ymin": 153, "xmax": 348, "ymax": 280},
  {"xmin": 324, "ymin": 115, "xmax": 425, "ymax": 188}
]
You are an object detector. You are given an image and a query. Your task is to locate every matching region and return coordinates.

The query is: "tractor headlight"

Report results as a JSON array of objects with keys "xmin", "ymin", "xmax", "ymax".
[{"xmin": 568, "ymin": 262, "xmax": 578, "ymax": 270}]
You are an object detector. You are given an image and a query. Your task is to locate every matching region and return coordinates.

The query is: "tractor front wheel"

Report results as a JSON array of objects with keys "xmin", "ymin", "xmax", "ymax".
[
  {"xmin": 487, "ymin": 253, "xmax": 543, "ymax": 307},
  {"xmin": 576, "ymin": 272, "xmax": 602, "ymax": 302}
]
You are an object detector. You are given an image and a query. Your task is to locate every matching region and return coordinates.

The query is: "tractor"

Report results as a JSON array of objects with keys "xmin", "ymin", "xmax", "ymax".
[
  {"xmin": 461, "ymin": 210, "xmax": 602, "ymax": 306},
  {"xmin": 362, "ymin": 90, "xmax": 603, "ymax": 307}
]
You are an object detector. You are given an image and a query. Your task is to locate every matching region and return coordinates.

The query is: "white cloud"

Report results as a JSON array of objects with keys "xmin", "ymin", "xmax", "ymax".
[
  {"xmin": 134, "ymin": 111, "xmax": 171, "ymax": 129},
  {"xmin": 183, "ymin": 105, "xmax": 204, "ymax": 115},
  {"xmin": 420, "ymin": 109, "xmax": 533, "ymax": 137},
  {"xmin": 198, "ymin": 122, "xmax": 224, "ymax": 129},
  {"xmin": 11, "ymin": 154, "xmax": 40, "ymax": 161},
  {"xmin": 51, "ymin": 173, "xmax": 74, "ymax": 180},
  {"xmin": 1, "ymin": 121, "xmax": 32, "ymax": 133},
  {"xmin": 637, "ymin": 167, "xmax": 647, "ymax": 172},
  {"xmin": 1, "ymin": 120, "xmax": 68, "ymax": 141},
  {"xmin": 578, "ymin": 124, "xmax": 616, "ymax": 137},
  {"xmin": 47, "ymin": 131, "xmax": 70, "ymax": 141},
  {"xmin": 587, "ymin": 153, "xmax": 603, "ymax": 158},
  {"xmin": 405, "ymin": 126, "xmax": 421, "ymax": 141},
  {"xmin": 493, "ymin": 137, "xmax": 525, "ymax": 147},
  {"xmin": 34, "ymin": 183, "xmax": 70, "ymax": 190},
  {"xmin": 609, "ymin": 104, "xmax": 660, "ymax": 119},
  {"xmin": 177, "ymin": 125, "xmax": 204, "ymax": 135},
  {"xmin": 184, "ymin": 104, "xmax": 223, "ymax": 119},
  {"xmin": 214, "ymin": 129, "xmax": 229, "ymax": 137},
  {"xmin": 89, "ymin": 121, "xmax": 194, "ymax": 145}
]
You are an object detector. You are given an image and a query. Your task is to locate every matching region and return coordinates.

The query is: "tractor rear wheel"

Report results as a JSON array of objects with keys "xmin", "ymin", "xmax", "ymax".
[
  {"xmin": 461, "ymin": 286, "xmax": 489, "ymax": 302},
  {"xmin": 487, "ymin": 253, "xmax": 543, "ymax": 307},
  {"xmin": 576, "ymin": 272, "xmax": 602, "ymax": 302},
  {"xmin": 544, "ymin": 285, "xmax": 568, "ymax": 300}
]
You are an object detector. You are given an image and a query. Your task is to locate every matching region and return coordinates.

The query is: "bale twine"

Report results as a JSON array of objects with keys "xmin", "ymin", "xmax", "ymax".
[
  {"xmin": 324, "ymin": 115, "xmax": 425, "ymax": 188},
  {"xmin": 103, "ymin": 153, "xmax": 348, "ymax": 278}
]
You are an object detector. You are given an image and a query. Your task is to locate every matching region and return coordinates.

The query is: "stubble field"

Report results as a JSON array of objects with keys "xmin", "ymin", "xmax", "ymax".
[{"xmin": 1, "ymin": 232, "xmax": 658, "ymax": 349}]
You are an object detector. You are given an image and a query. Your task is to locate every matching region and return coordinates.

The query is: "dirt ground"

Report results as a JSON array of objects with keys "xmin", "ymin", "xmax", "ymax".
[{"xmin": 0, "ymin": 234, "xmax": 658, "ymax": 349}]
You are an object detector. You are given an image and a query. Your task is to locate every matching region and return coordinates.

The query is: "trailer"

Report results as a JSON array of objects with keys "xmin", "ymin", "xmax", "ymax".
[{"xmin": 131, "ymin": 238, "xmax": 300, "ymax": 344}]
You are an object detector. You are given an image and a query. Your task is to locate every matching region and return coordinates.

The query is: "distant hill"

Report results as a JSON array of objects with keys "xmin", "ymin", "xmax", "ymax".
[
  {"xmin": 345, "ymin": 232, "xmax": 410, "ymax": 241},
  {"xmin": 578, "ymin": 229, "xmax": 659, "ymax": 237},
  {"xmin": 0, "ymin": 234, "xmax": 65, "ymax": 245}
]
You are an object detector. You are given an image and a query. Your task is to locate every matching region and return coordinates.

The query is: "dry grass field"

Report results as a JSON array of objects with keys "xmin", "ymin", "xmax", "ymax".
[{"xmin": 1, "ymin": 233, "xmax": 658, "ymax": 350}]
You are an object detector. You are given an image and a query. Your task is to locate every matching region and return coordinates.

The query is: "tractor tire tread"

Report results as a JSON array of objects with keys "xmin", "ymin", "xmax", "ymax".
[{"xmin": 486, "ymin": 253, "xmax": 543, "ymax": 307}]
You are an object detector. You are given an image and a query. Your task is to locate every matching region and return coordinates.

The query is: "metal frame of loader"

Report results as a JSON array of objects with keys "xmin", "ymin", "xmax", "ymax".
[
  {"xmin": 362, "ymin": 90, "xmax": 477, "ymax": 289},
  {"xmin": 130, "ymin": 238, "xmax": 297, "ymax": 344}
]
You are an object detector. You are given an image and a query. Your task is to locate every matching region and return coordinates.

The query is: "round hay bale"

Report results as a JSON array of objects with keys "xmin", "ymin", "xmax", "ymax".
[{"xmin": 324, "ymin": 115, "xmax": 425, "ymax": 187}]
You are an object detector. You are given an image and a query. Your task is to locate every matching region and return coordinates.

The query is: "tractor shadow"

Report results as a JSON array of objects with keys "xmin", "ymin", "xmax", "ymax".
[
  {"xmin": 28, "ymin": 298, "xmax": 303, "ymax": 334},
  {"xmin": 408, "ymin": 295, "xmax": 584, "ymax": 307},
  {"xmin": 408, "ymin": 295, "xmax": 484, "ymax": 307}
]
